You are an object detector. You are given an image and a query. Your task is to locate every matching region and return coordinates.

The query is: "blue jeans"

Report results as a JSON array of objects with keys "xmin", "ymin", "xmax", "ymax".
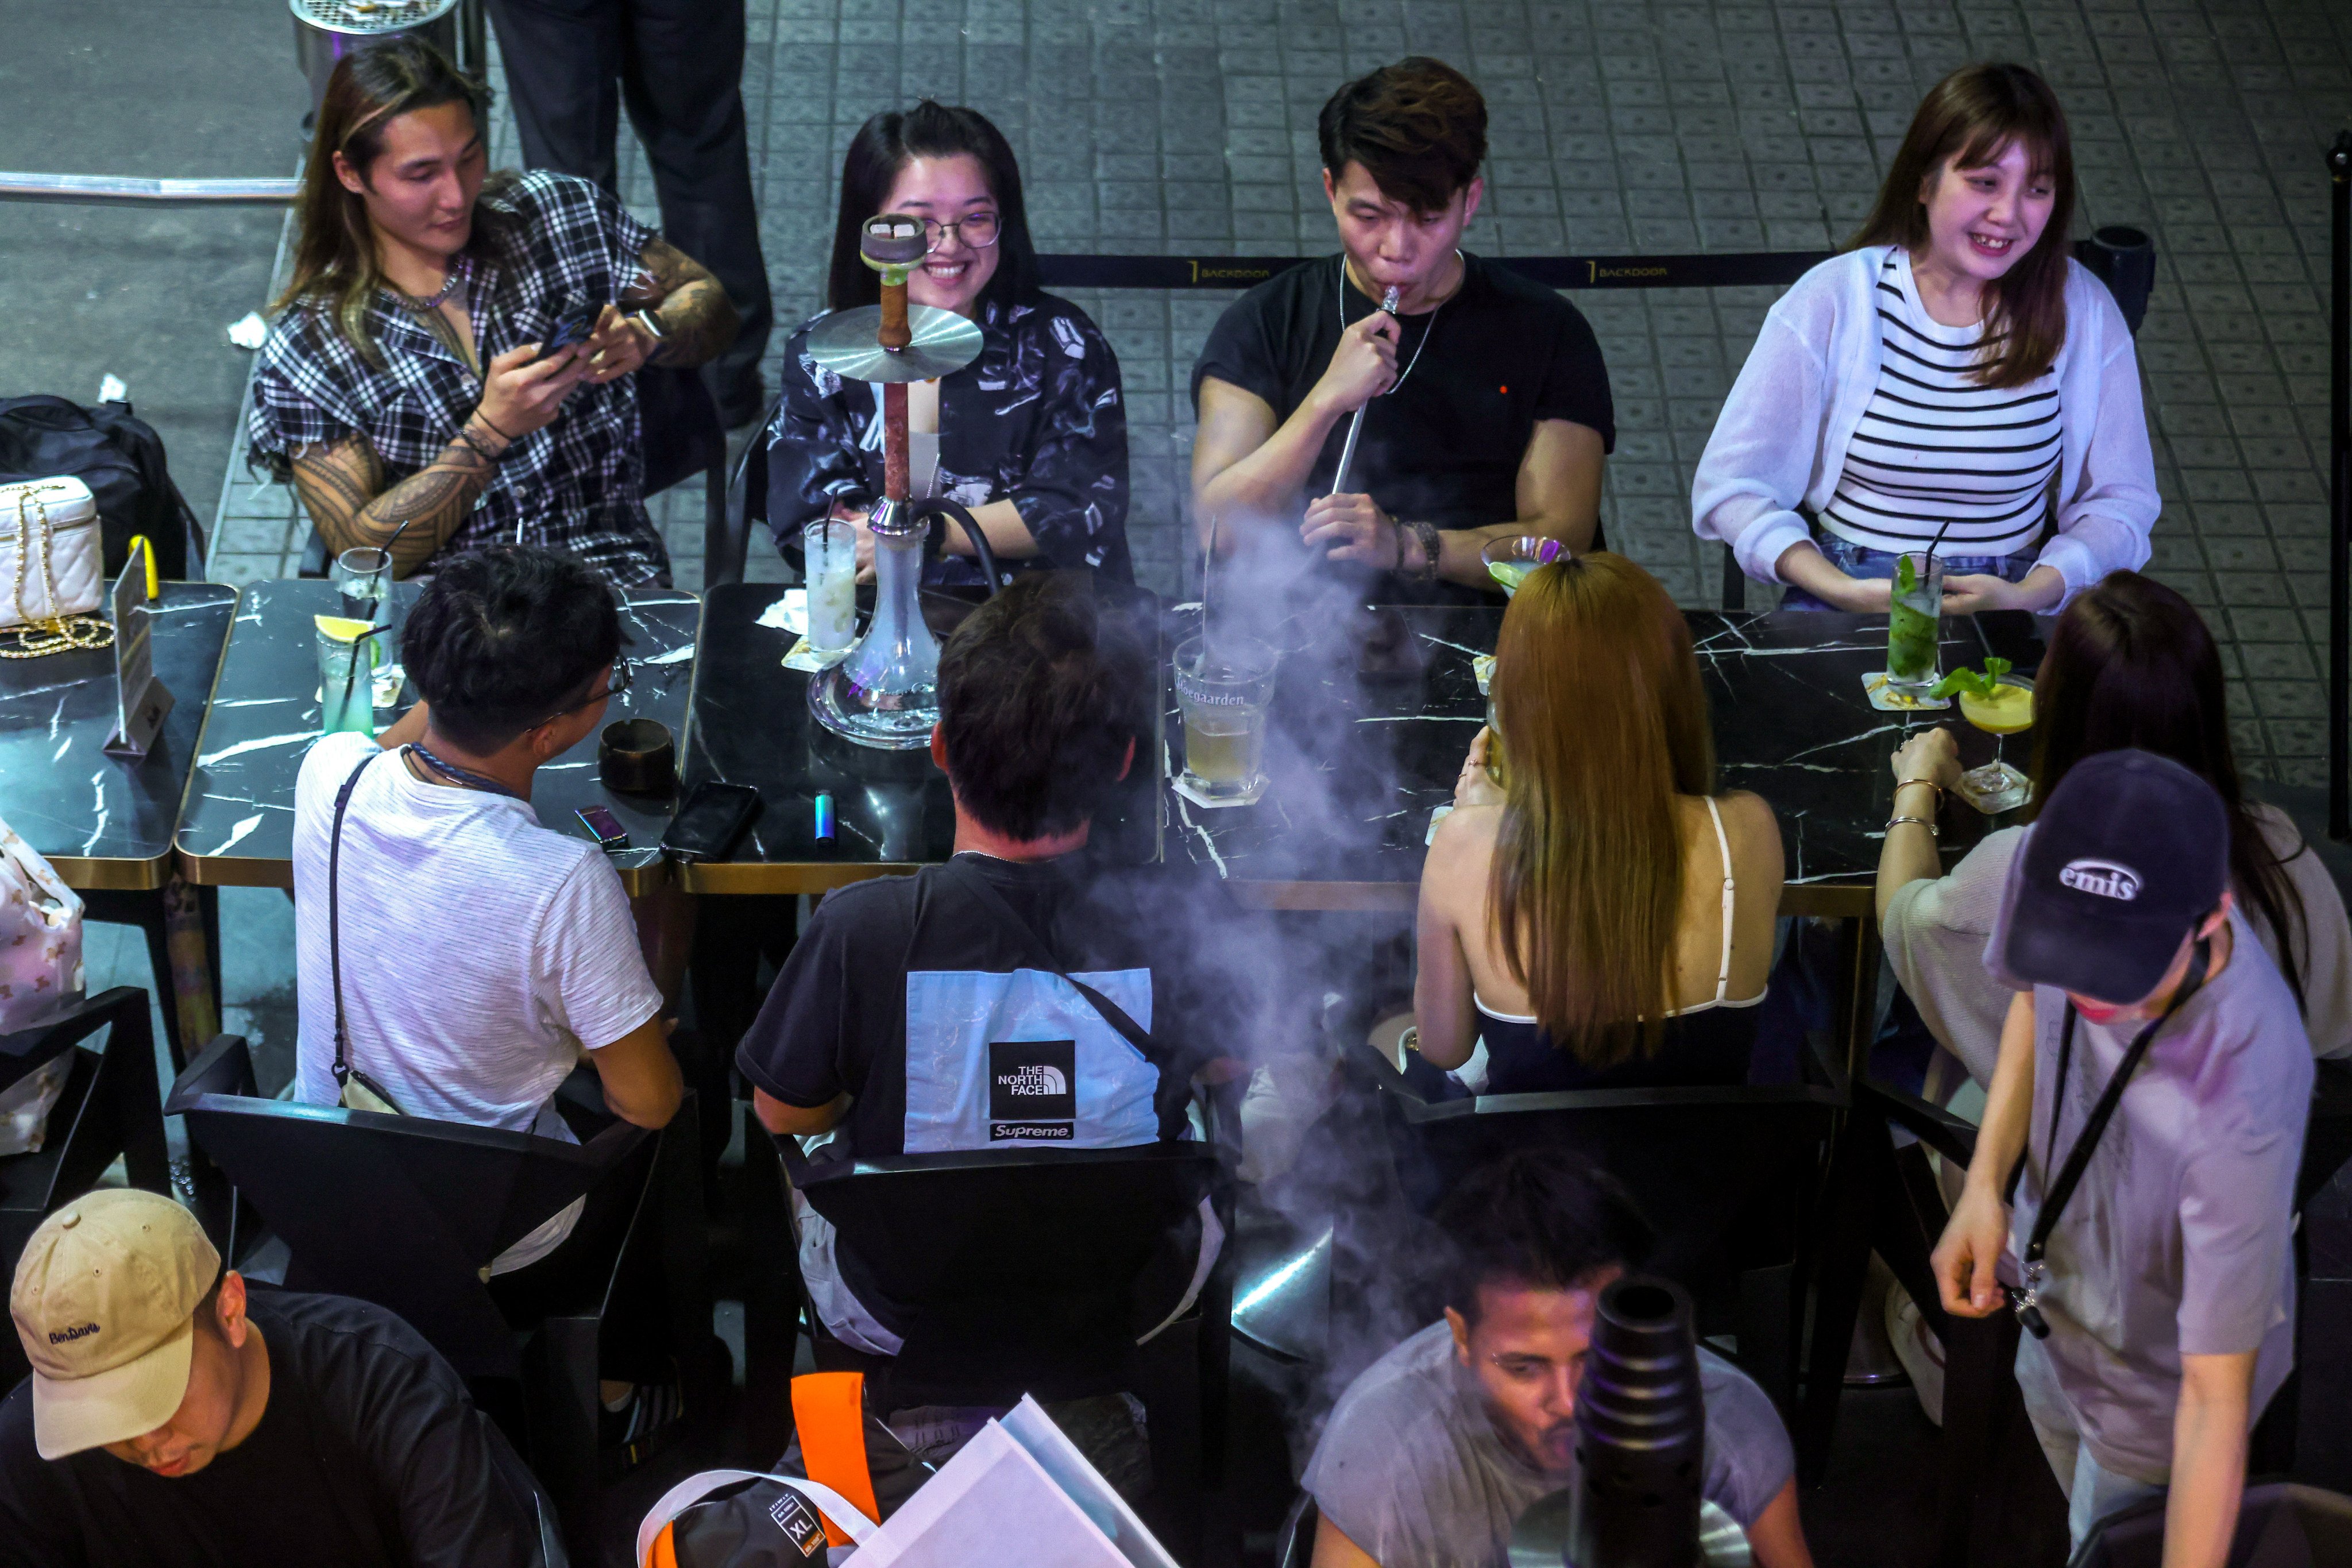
[{"xmin": 1781, "ymin": 534, "xmax": 2035, "ymax": 611}]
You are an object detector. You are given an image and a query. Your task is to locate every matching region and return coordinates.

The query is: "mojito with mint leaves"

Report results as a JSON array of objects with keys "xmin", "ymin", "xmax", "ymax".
[{"xmin": 1885, "ymin": 551, "xmax": 1942, "ymax": 693}]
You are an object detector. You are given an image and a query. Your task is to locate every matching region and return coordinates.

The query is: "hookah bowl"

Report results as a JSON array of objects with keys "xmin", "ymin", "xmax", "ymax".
[{"xmin": 804, "ymin": 212, "xmax": 986, "ymax": 750}]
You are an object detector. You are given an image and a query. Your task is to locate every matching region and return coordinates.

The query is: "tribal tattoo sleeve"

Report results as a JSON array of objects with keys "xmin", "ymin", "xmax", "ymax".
[
  {"xmin": 288, "ymin": 429, "xmax": 499, "ymax": 578},
  {"xmin": 625, "ymin": 238, "xmax": 739, "ymax": 370}
]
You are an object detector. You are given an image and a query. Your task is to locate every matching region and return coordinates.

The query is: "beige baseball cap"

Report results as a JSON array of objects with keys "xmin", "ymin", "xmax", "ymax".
[{"xmin": 9, "ymin": 1190, "xmax": 220, "ymax": 1460}]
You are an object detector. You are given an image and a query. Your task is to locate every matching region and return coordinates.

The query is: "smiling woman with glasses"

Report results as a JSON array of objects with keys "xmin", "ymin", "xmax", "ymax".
[{"xmin": 764, "ymin": 99, "xmax": 1135, "ymax": 590}]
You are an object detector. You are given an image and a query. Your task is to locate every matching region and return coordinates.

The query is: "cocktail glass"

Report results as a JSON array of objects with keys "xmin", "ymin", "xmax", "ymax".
[
  {"xmin": 1175, "ymin": 634, "xmax": 1279, "ymax": 803},
  {"xmin": 804, "ymin": 519, "xmax": 859, "ymax": 655},
  {"xmin": 1885, "ymin": 551, "xmax": 1944, "ymax": 694},
  {"xmin": 1956, "ymin": 674, "xmax": 2034, "ymax": 813},
  {"xmin": 1481, "ymin": 535, "xmax": 1565, "ymax": 598}
]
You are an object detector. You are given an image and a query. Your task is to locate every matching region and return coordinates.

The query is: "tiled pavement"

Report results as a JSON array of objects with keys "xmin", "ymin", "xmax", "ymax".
[{"xmin": 207, "ymin": 0, "xmax": 2351, "ymax": 784}]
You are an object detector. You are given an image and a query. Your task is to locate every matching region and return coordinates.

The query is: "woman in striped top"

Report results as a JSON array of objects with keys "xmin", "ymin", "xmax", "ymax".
[{"xmin": 1694, "ymin": 64, "xmax": 2158, "ymax": 614}]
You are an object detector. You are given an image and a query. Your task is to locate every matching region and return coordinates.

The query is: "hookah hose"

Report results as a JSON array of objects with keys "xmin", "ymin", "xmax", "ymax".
[{"xmin": 908, "ymin": 497, "xmax": 1003, "ymax": 597}]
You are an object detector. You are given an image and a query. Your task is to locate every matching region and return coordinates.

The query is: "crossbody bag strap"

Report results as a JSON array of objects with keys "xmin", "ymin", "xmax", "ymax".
[
  {"xmin": 939, "ymin": 857, "xmax": 1191, "ymax": 1142},
  {"xmin": 327, "ymin": 748, "xmax": 384, "ymax": 1092}
]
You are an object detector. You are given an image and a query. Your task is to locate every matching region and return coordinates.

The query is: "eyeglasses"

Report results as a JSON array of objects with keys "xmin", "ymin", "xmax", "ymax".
[
  {"xmin": 532, "ymin": 657, "xmax": 631, "ymax": 729},
  {"xmin": 920, "ymin": 213, "xmax": 1001, "ymax": 252}
]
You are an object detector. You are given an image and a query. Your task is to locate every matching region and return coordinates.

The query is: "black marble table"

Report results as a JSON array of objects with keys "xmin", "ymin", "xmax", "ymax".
[
  {"xmin": 676, "ymin": 582, "xmax": 1161, "ymax": 894},
  {"xmin": 1173, "ymin": 605, "xmax": 2044, "ymax": 918},
  {"xmin": 175, "ymin": 580, "xmax": 698, "ymax": 895},
  {"xmin": 0, "ymin": 582, "xmax": 235, "ymax": 890}
]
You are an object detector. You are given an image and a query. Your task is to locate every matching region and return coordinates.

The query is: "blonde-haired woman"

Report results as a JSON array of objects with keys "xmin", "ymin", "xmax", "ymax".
[{"xmin": 1415, "ymin": 553, "xmax": 1783, "ymax": 1091}]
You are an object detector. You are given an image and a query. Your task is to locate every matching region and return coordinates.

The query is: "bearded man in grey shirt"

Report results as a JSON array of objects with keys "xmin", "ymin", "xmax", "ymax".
[
  {"xmin": 1936, "ymin": 751, "xmax": 2311, "ymax": 1562},
  {"xmin": 1301, "ymin": 1149, "xmax": 1810, "ymax": 1568}
]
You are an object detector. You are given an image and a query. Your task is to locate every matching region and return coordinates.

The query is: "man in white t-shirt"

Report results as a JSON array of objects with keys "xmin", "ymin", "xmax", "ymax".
[{"xmin": 291, "ymin": 545, "xmax": 681, "ymax": 1278}]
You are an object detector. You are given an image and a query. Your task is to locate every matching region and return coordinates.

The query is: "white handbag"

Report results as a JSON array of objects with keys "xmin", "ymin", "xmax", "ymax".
[{"xmin": 0, "ymin": 476, "xmax": 108, "ymax": 656}]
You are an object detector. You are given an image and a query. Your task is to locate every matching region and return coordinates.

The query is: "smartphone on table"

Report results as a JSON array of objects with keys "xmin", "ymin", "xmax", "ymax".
[
  {"xmin": 660, "ymin": 781, "xmax": 762, "ymax": 863},
  {"xmin": 576, "ymin": 806, "xmax": 629, "ymax": 852}
]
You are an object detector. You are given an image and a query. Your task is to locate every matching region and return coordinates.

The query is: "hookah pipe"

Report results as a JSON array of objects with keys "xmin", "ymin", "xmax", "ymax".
[
  {"xmin": 859, "ymin": 215, "xmax": 1002, "ymax": 597},
  {"xmin": 1327, "ymin": 283, "xmax": 1402, "ymax": 497}
]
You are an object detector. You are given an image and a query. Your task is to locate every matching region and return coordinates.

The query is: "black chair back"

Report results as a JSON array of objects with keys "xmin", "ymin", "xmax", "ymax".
[
  {"xmin": 0, "ymin": 987, "xmax": 172, "ymax": 1389},
  {"xmin": 173, "ymin": 1077, "xmax": 650, "ymax": 1379},
  {"xmin": 2070, "ymin": 1482, "xmax": 2352, "ymax": 1567},
  {"xmin": 713, "ymin": 394, "xmax": 779, "ymax": 588},
  {"xmin": 785, "ymin": 1140, "xmax": 1221, "ymax": 1408},
  {"xmin": 1357, "ymin": 1042, "xmax": 1844, "ymax": 1294}
]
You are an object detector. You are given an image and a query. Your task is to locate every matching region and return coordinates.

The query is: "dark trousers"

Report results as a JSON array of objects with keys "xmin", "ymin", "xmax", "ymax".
[{"xmin": 486, "ymin": 0, "xmax": 773, "ymax": 419}]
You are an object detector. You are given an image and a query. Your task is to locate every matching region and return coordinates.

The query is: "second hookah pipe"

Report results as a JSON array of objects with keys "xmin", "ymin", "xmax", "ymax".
[{"xmin": 862, "ymin": 214, "xmax": 1003, "ymax": 596}]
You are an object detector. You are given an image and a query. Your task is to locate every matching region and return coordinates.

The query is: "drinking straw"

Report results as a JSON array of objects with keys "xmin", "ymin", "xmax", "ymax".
[
  {"xmin": 1924, "ymin": 516, "xmax": 1957, "ymax": 569},
  {"xmin": 337, "ymin": 625, "xmax": 384, "ymax": 723}
]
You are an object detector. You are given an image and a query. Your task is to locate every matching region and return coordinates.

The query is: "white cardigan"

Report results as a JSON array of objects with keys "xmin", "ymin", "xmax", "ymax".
[{"xmin": 1691, "ymin": 245, "xmax": 2160, "ymax": 608}]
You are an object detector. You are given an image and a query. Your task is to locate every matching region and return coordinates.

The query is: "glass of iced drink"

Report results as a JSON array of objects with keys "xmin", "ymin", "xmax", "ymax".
[
  {"xmin": 1884, "ymin": 551, "xmax": 1943, "ymax": 694},
  {"xmin": 1175, "ymin": 634, "xmax": 1279, "ymax": 801},
  {"xmin": 314, "ymin": 615, "xmax": 379, "ymax": 737},
  {"xmin": 804, "ymin": 519, "xmax": 859, "ymax": 655}
]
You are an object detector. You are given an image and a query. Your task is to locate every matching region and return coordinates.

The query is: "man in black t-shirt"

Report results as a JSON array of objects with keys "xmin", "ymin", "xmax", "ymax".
[
  {"xmin": 0, "ymin": 1190, "xmax": 557, "ymax": 1568},
  {"xmin": 1191, "ymin": 57, "xmax": 1615, "ymax": 600},
  {"xmin": 739, "ymin": 574, "xmax": 1243, "ymax": 1361}
]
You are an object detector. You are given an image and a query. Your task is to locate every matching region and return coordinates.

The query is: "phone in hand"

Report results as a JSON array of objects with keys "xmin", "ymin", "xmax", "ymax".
[
  {"xmin": 536, "ymin": 299, "xmax": 601, "ymax": 361},
  {"xmin": 576, "ymin": 805, "xmax": 629, "ymax": 851}
]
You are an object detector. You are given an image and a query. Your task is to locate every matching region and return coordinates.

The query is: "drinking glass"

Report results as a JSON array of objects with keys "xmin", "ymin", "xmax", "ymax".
[
  {"xmin": 334, "ymin": 545, "xmax": 403, "ymax": 701},
  {"xmin": 1480, "ymin": 535, "xmax": 1563, "ymax": 598},
  {"xmin": 804, "ymin": 519, "xmax": 859, "ymax": 655},
  {"xmin": 316, "ymin": 624, "xmax": 379, "ymax": 737},
  {"xmin": 1957, "ymin": 673, "xmax": 2034, "ymax": 813},
  {"xmin": 1175, "ymin": 634, "xmax": 1279, "ymax": 802},
  {"xmin": 1884, "ymin": 551, "xmax": 1944, "ymax": 693}
]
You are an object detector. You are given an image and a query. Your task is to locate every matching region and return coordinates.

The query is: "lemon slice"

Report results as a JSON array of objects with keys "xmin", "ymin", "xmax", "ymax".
[
  {"xmin": 313, "ymin": 613, "xmax": 376, "ymax": 642},
  {"xmin": 1959, "ymin": 682, "xmax": 2033, "ymax": 734}
]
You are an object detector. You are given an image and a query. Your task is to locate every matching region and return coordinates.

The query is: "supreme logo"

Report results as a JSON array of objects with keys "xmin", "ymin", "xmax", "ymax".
[
  {"xmin": 48, "ymin": 1323, "xmax": 98, "ymax": 1345},
  {"xmin": 990, "ymin": 1038, "xmax": 1076, "ymax": 1140},
  {"xmin": 2060, "ymin": 859, "xmax": 2142, "ymax": 901}
]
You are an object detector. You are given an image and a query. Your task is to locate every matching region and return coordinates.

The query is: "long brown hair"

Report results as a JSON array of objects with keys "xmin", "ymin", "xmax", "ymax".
[
  {"xmin": 274, "ymin": 38, "xmax": 506, "ymax": 365},
  {"xmin": 2026, "ymin": 571, "xmax": 2312, "ymax": 1013},
  {"xmin": 1488, "ymin": 554, "xmax": 1717, "ymax": 1067},
  {"xmin": 1848, "ymin": 62, "xmax": 2076, "ymax": 389}
]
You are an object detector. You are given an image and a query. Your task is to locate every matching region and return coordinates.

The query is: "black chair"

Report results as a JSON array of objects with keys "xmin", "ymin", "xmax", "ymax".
[
  {"xmin": 709, "ymin": 392, "xmax": 781, "ymax": 589},
  {"xmin": 165, "ymin": 1038, "xmax": 710, "ymax": 1547},
  {"xmin": 0, "ymin": 987, "xmax": 173, "ymax": 1387},
  {"xmin": 1349, "ymin": 1033, "xmax": 1845, "ymax": 1451},
  {"xmin": 756, "ymin": 1136, "xmax": 1232, "ymax": 1523},
  {"xmin": 1275, "ymin": 1492, "xmax": 1319, "ymax": 1568},
  {"xmin": 1818, "ymin": 1076, "xmax": 2052, "ymax": 1567},
  {"xmin": 297, "ymin": 364, "xmax": 729, "ymax": 581},
  {"xmin": 2070, "ymin": 1482, "xmax": 2352, "ymax": 1567}
]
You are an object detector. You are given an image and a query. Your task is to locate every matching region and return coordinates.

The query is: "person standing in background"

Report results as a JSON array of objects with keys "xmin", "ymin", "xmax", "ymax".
[{"xmin": 484, "ymin": 0, "xmax": 774, "ymax": 426}]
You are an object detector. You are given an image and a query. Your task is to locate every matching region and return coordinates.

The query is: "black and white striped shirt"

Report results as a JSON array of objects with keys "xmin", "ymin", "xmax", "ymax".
[{"xmin": 1820, "ymin": 252, "xmax": 2060, "ymax": 557}]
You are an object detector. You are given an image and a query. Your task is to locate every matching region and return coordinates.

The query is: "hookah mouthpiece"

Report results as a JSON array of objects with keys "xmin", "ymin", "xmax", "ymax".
[
  {"xmin": 1380, "ymin": 284, "xmax": 1402, "ymax": 312},
  {"xmin": 1565, "ymin": 1275, "xmax": 1707, "ymax": 1568}
]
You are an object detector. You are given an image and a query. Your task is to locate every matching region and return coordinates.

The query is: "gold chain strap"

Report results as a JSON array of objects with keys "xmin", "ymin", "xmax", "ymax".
[{"xmin": 0, "ymin": 486, "xmax": 115, "ymax": 660}]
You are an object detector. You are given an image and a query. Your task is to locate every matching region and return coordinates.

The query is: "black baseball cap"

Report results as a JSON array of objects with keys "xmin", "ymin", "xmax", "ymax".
[{"xmin": 1991, "ymin": 749, "xmax": 2229, "ymax": 1004}]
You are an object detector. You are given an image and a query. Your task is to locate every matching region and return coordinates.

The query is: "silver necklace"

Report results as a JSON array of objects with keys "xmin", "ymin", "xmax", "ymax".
[
  {"xmin": 391, "ymin": 254, "xmax": 470, "ymax": 313},
  {"xmin": 1337, "ymin": 249, "xmax": 1456, "ymax": 393}
]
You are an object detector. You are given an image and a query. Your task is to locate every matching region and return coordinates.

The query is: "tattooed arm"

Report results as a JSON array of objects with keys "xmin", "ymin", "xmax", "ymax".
[
  {"xmin": 291, "ymin": 341, "xmax": 590, "ymax": 577},
  {"xmin": 585, "ymin": 238, "xmax": 739, "ymax": 381},
  {"xmin": 290, "ymin": 427, "xmax": 499, "ymax": 579}
]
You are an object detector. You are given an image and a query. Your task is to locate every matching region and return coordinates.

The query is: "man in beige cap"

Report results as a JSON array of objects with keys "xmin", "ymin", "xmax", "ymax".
[{"xmin": 0, "ymin": 1188, "xmax": 560, "ymax": 1566}]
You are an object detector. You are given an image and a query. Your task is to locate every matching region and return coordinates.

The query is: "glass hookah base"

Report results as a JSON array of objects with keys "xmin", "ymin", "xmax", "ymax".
[
  {"xmin": 809, "ymin": 663, "xmax": 941, "ymax": 750},
  {"xmin": 1956, "ymin": 760, "xmax": 2030, "ymax": 815}
]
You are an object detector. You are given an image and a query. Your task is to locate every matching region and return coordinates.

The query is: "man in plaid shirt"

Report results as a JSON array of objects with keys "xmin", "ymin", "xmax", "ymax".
[{"xmin": 249, "ymin": 40, "xmax": 738, "ymax": 589}]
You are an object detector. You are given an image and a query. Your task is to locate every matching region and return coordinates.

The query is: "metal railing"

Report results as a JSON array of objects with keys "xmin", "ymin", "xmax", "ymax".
[{"xmin": 0, "ymin": 173, "xmax": 299, "ymax": 208}]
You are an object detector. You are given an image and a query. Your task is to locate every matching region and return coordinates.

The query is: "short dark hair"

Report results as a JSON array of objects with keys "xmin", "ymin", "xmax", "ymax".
[
  {"xmin": 401, "ymin": 546, "xmax": 624, "ymax": 752},
  {"xmin": 1436, "ymin": 1150, "xmax": 1654, "ymax": 1325},
  {"xmin": 936, "ymin": 574, "xmax": 1148, "ymax": 843},
  {"xmin": 827, "ymin": 101, "xmax": 1040, "ymax": 315},
  {"xmin": 1318, "ymin": 57, "xmax": 1488, "ymax": 215}
]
